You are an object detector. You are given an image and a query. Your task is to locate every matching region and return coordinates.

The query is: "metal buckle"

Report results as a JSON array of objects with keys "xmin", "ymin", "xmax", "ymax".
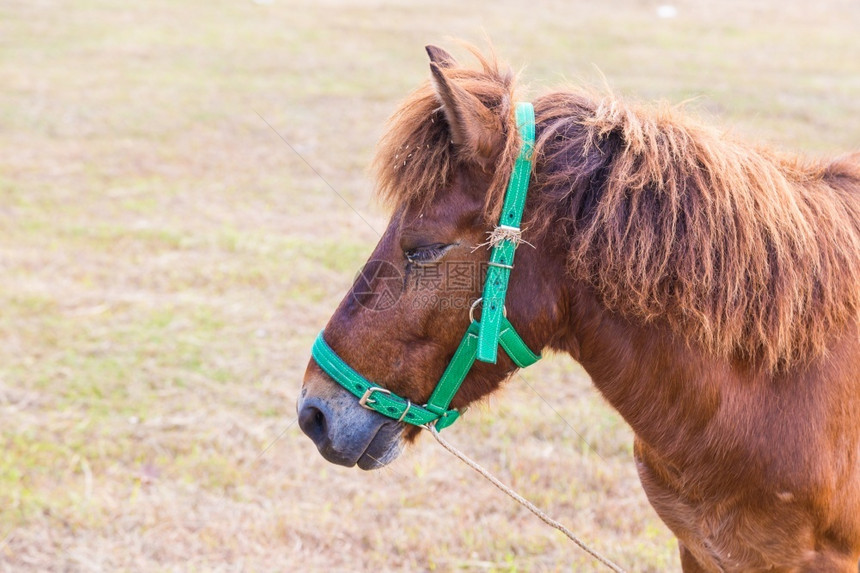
[
  {"xmin": 358, "ymin": 386, "xmax": 391, "ymax": 409},
  {"xmin": 469, "ymin": 297, "xmax": 507, "ymax": 323}
]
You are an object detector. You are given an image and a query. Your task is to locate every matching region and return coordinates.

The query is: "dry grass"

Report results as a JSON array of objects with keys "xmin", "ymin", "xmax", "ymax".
[{"xmin": 1, "ymin": 0, "xmax": 857, "ymax": 570}]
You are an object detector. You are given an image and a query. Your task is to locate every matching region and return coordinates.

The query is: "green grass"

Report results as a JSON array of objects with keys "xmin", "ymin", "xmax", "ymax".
[{"xmin": 0, "ymin": 0, "xmax": 857, "ymax": 570}]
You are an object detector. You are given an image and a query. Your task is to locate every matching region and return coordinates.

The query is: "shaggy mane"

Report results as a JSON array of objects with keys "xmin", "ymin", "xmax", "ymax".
[{"xmin": 373, "ymin": 50, "xmax": 860, "ymax": 371}]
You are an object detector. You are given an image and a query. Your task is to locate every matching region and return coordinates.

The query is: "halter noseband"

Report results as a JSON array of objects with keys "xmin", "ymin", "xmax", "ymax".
[{"xmin": 311, "ymin": 102, "xmax": 540, "ymax": 430}]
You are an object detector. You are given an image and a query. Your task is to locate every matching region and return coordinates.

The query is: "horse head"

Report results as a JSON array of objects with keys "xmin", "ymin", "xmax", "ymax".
[{"xmin": 297, "ymin": 46, "xmax": 563, "ymax": 469}]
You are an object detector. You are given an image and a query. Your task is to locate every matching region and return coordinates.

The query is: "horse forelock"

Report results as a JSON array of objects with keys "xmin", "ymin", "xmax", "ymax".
[{"xmin": 372, "ymin": 46, "xmax": 520, "ymax": 225}]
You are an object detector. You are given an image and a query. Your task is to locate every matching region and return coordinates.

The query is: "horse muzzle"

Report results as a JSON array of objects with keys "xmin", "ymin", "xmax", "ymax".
[{"xmin": 298, "ymin": 367, "xmax": 404, "ymax": 470}]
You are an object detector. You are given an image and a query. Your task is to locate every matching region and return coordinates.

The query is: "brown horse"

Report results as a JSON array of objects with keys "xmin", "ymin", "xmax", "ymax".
[{"xmin": 298, "ymin": 45, "xmax": 860, "ymax": 571}]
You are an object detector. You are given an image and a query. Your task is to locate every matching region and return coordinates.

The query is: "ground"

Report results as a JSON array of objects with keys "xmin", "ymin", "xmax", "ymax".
[{"xmin": 1, "ymin": 0, "xmax": 858, "ymax": 570}]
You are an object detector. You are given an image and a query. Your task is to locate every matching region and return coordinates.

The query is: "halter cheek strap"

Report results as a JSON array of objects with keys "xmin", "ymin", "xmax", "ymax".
[
  {"xmin": 311, "ymin": 102, "xmax": 540, "ymax": 430},
  {"xmin": 476, "ymin": 103, "xmax": 535, "ymax": 363}
]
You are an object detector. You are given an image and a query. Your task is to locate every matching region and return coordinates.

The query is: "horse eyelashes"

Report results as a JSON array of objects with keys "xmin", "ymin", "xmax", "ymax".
[{"xmin": 404, "ymin": 243, "xmax": 453, "ymax": 265}]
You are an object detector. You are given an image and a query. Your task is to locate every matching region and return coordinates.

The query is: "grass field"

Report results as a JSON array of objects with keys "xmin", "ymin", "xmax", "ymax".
[{"xmin": 1, "ymin": 0, "xmax": 858, "ymax": 570}]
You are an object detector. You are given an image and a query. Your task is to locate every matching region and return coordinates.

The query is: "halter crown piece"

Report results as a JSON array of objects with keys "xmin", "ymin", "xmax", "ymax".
[{"xmin": 311, "ymin": 102, "xmax": 540, "ymax": 430}]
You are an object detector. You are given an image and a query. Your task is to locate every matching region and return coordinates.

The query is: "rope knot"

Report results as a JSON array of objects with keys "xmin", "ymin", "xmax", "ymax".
[{"xmin": 474, "ymin": 225, "xmax": 534, "ymax": 252}]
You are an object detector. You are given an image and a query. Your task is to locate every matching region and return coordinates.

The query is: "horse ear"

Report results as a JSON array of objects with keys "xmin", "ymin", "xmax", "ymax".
[
  {"xmin": 429, "ymin": 61, "xmax": 504, "ymax": 169},
  {"xmin": 425, "ymin": 45, "xmax": 457, "ymax": 68}
]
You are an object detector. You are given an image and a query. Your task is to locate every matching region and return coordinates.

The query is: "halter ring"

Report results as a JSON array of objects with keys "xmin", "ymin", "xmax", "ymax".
[{"xmin": 469, "ymin": 297, "xmax": 507, "ymax": 323}]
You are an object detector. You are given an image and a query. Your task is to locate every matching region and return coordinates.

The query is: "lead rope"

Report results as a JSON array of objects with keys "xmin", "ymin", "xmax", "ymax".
[{"xmin": 426, "ymin": 426, "xmax": 626, "ymax": 572}]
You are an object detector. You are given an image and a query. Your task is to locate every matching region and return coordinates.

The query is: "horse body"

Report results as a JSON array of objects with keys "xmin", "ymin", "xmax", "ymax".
[
  {"xmin": 565, "ymin": 283, "xmax": 860, "ymax": 571},
  {"xmin": 298, "ymin": 45, "xmax": 860, "ymax": 570}
]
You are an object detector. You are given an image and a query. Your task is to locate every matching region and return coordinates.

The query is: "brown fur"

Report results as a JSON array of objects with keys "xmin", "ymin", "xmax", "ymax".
[{"xmin": 374, "ymin": 50, "xmax": 860, "ymax": 373}]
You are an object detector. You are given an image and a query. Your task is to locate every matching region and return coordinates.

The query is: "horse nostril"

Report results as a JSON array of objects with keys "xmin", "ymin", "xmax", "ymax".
[{"xmin": 298, "ymin": 400, "xmax": 329, "ymax": 446}]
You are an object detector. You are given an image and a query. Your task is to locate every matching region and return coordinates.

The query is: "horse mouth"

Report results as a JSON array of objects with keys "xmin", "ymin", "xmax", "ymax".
[{"xmin": 356, "ymin": 422, "xmax": 404, "ymax": 470}]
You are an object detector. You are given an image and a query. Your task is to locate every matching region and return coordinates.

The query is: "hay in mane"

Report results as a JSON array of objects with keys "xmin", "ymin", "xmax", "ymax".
[{"xmin": 372, "ymin": 50, "xmax": 860, "ymax": 371}]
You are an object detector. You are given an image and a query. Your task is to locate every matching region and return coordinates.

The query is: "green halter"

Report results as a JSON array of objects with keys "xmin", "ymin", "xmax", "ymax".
[{"xmin": 311, "ymin": 102, "xmax": 540, "ymax": 430}]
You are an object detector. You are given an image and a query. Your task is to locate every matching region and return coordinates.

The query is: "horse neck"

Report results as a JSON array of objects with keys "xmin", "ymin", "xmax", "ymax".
[
  {"xmin": 510, "ymin": 193, "xmax": 730, "ymax": 455},
  {"xmin": 556, "ymin": 282, "xmax": 729, "ymax": 454}
]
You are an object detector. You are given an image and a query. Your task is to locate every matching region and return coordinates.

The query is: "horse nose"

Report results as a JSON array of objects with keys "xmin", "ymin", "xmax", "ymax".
[{"xmin": 298, "ymin": 396, "xmax": 332, "ymax": 449}]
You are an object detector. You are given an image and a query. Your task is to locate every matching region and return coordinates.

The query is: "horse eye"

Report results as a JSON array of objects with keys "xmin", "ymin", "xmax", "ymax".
[{"xmin": 404, "ymin": 243, "xmax": 452, "ymax": 265}]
